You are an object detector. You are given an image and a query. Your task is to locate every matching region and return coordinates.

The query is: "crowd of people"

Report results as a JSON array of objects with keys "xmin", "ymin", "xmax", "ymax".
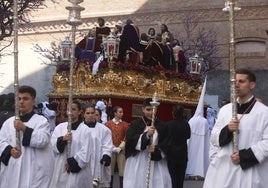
[
  {"xmin": 75, "ymin": 17, "xmax": 187, "ymax": 74},
  {"xmin": 0, "ymin": 85, "xmax": 193, "ymax": 188}
]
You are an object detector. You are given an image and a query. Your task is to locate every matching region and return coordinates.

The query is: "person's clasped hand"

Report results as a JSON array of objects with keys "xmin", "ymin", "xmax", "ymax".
[
  {"xmin": 231, "ymin": 151, "xmax": 240, "ymax": 165},
  {"xmin": 63, "ymin": 132, "xmax": 72, "ymax": 141},
  {"xmin": 147, "ymin": 126, "xmax": 155, "ymax": 137},
  {"xmin": 148, "ymin": 144, "xmax": 155, "ymax": 153},
  {"xmin": 14, "ymin": 119, "xmax": 26, "ymax": 132},
  {"xmin": 228, "ymin": 119, "xmax": 240, "ymax": 132},
  {"xmin": 10, "ymin": 147, "xmax": 21, "ymax": 158}
]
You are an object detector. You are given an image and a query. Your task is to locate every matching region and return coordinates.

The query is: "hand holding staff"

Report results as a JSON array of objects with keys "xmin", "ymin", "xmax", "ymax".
[
  {"xmin": 10, "ymin": 147, "xmax": 21, "ymax": 158},
  {"xmin": 147, "ymin": 126, "xmax": 155, "ymax": 138},
  {"xmin": 14, "ymin": 120, "xmax": 26, "ymax": 132}
]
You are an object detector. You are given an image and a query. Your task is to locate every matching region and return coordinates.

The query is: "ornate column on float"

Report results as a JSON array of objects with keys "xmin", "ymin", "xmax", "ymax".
[
  {"xmin": 223, "ymin": 0, "xmax": 240, "ymax": 152},
  {"xmin": 64, "ymin": 0, "xmax": 85, "ymax": 158}
]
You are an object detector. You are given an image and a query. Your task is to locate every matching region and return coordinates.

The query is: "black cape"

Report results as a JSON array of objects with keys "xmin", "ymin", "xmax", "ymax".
[{"xmin": 125, "ymin": 116, "xmax": 169, "ymax": 159}]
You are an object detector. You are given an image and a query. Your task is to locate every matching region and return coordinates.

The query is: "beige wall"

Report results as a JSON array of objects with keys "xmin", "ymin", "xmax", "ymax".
[{"xmin": 26, "ymin": 0, "xmax": 268, "ymax": 69}]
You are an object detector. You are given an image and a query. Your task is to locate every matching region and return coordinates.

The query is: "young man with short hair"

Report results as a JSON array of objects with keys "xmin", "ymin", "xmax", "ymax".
[
  {"xmin": 124, "ymin": 98, "xmax": 171, "ymax": 188},
  {"xmin": 204, "ymin": 69, "xmax": 268, "ymax": 188},
  {"xmin": 0, "ymin": 85, "xmax": 54, "ymax": 188}
]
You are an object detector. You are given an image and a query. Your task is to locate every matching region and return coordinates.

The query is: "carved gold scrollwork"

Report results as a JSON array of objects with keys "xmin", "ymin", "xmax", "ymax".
[{"xmin": 50, "ymin": 62, "xmax": 201, "ymax": 104}]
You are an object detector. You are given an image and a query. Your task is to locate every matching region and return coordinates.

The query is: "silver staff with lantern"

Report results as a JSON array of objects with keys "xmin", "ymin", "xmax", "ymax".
[
  {"xmin": 145, "ymin": 92, "xmax": 160, "ymax": 188},
  {"xmin": 64, "ymin": 0, "xmax": 84, "ymax": 158}
]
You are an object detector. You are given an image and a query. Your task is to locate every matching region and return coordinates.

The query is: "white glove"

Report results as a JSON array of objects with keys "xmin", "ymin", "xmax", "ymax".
[{"xmin": 112, "ymin": 147, "xmax": 121, "ymax": 153}]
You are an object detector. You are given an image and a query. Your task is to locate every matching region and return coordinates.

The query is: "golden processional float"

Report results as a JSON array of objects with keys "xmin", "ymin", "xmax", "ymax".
[
  {"xmin": 48, "ymin": 51, "xmax": 203, "ymax": 124},
  {"xmin": 47, "ymin": 4, "xmax": 203, "ymax": 124}
]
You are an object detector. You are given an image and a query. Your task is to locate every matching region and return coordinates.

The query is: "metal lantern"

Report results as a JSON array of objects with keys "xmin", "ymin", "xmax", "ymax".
[
  {"xmin": 60, "ymin": 36, "xmax": 72, "ymax": 62},
  {"xmin": 66, "ymin": 0, "xmax": 85, "ymax": 26},
  {"xmin": 102, "ymin": 32, "xmax": 119, "ymax": 61},
  {"xmin": 189, "ymin": 53, "xmax": 203, "ymax": 74},
  {"xmin": 222, "ymin": 0, "xmax": 241, "ymax": 12}
]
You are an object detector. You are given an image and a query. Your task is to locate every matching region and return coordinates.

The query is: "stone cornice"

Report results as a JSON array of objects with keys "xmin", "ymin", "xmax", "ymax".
[{"xmin": 20, "ymin": 6, "xmax": 268, "ymax": 36}]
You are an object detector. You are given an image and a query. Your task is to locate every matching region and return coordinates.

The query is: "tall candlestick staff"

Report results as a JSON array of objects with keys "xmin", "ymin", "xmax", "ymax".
[
  {"xmin": 65, "ymin": 0, "xmax": 85, "ymax": 158},
  {"xmin": 146, "ymin": 92, "xmax": 160, "ymax": 188},
  {"xmin": 223, "ymin": 0, "xmax": 241, "ymax": 152},
  {"xmin": 13, "ymin": 0, "xmax": 21, "ymax": 151}
]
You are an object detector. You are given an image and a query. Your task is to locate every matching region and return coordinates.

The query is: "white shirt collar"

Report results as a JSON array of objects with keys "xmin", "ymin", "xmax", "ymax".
[
  {"xmin": 237, "ymin": 95, "xmax": 254, "ymax": 105},
  {"xmin": 112, "ymin": 118, "xmax": 122, "ymax": 125}
]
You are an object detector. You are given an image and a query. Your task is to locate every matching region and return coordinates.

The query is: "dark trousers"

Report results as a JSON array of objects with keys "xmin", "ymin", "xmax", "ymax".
[{"xmin": 168, "ymin": 161, "xmax": 187, "ymax": 188}]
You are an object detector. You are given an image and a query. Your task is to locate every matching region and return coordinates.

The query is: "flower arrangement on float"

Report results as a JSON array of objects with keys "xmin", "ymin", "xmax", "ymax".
[{"xmin": 72, "ymin": 59, "xmax": 202, "ymax": 84}]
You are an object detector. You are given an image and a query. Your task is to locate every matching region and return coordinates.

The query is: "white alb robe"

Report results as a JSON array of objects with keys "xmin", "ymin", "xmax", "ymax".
[
  {"xmin": 85, "ymin": 122, "xmax": 113, "ymax": 187},
  {"xmin": 204, "ymin": 102, "xmax": 268, "ymax": 188},
  {"xmin": 0, "ymin": 115, "xmax": 54, "ymax": 188},
  {"xmin": 123, "ymin": 126, "xmax": 172, "ymax": 188},
  {"xmin": 49, "ymin": 122, "xmax": 93, "ymax": 188}
]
